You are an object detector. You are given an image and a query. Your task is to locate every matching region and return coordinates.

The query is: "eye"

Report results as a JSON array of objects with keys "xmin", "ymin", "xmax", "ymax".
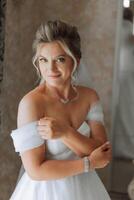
[
  {"xmin": 57, "ymin": 57, "xmax": 65, "ymax": 63},
  {"xmin": 39, "ymin": 57, "xmax": 48, "ymax": 63}
]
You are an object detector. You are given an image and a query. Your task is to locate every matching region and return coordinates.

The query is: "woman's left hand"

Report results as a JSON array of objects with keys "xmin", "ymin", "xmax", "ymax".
[
  {"xmin": 88, "ymin": 141, "xmax": 112, "ymax": 170},
  {"xmin": 37, "ymin": 117, "xmax": 71, "ymax": 140}
]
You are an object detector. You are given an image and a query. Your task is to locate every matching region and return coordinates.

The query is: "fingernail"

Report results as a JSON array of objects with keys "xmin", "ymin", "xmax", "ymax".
[{"xmin": 106, "ymin": 141, "xmax": 110, "ymax": 144}]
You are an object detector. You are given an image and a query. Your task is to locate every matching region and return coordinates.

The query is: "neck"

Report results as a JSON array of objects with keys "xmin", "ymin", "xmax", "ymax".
[{"xmin": 44, "ymin": 81, "xmax": 75, "ymax": 100}]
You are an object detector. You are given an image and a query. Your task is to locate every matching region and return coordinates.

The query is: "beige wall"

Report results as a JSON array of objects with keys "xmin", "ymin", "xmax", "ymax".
[{"xmin": 0, "ymin": 0, "xmax": 117, "ymax": 199}]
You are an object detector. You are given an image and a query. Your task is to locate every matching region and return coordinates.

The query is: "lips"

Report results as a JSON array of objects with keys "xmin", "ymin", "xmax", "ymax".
[{"xmin": 48, "ymin": 74, "xmax": 61, "ymax": 77}]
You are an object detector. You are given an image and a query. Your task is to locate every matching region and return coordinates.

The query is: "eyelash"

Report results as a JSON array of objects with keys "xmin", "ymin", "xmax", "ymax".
[
  {"xmin": 39, "ymin": 58, "xmax": 47, "ymax": 62},
  {"xmin": 57, "ymin": 57, "xmax": 65, "ymax": 63},
  {"xmin": 39, "ymin": 57, "xmax": 65, "ymax": 63}
]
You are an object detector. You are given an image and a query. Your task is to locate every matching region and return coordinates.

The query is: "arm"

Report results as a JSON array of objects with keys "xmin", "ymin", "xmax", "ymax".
[
  {"xmin": 18, "ymin": 94, "xmax": 84, "ymax": 181},
  {"xmin": 61, "ymin": 121, "xmax": 107, "ymax": 158},
  {"xmin": 28, "ymin": 158, "xmax": 84, "ymax": 181},
  {"xmin": 17, "ymin": 93, "xmax": 110, "ymax": 181},
  {"xmin": 37, "ymin": 89, "xmax": 108, "ymax": 158},
  {"xmin": 61, "ymin": 89, "xmax": 108, "ymax": 157}
]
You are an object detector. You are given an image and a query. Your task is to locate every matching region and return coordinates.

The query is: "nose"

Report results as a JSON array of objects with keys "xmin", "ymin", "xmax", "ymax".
[{"xmin": 47, "ymin": 61, "xmax": 57, "ymax": 71}]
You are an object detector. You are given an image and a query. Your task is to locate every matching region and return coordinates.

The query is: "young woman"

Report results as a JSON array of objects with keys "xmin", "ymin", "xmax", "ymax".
[{"xmin": 10, "ymin": 20, "xmax": 112, "ymax": 200}]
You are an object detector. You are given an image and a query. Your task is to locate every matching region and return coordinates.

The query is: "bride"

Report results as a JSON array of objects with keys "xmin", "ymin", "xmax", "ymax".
[{"xmin": 10, "ymin": 20, "xmax": 112, "ymax": 200}]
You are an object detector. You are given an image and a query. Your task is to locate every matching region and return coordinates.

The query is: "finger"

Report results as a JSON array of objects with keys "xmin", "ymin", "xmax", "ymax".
[
  {"xmin": 101, "ymin": 141, "xmax": 110, "ymax": 147},
  {"xmin": 104, "ymin": 161, "xmax": 110, "ymax": 167},
  {"xmin": 105, "ymin": 156, "xmax": 112, "ymax": 163},
  {"xmin": 38, "ymin": 131, "xmax": 48, "ymax": 137},
  {"xmin": 103, "ymin": 145, "xmax": 111, "ymax": 152},
  {"xmin": 104, "ymin": 150, "xmax": 112, "ymax": 160},
  {"xmin": 44, "ymin": 116, "xmax": 55, "ymax": 120},
  {"xmin": 38, "ymin": 120, "xmax": 47, "ymax": 125},
  {"xmin": 37, "ymin": 125, "xmax": 50, "ymax": 134},
  {"xmin": 39, "ymin": 116, "xmax": 54, "ymax": 120},
  {"xmin": 38, "ymin": 129, "xmax": 47, "ymax": 134},
  {"xmin": 38, "ymin": 119, "xmax": 52, "ymax": 126},
  {"xmin": 41, "ymin": 135, "xmax": 48, "ymax": 140},
  {"xmin": 103, "ymin": 147, "xmax": 112, "ymax": 155},
  {"xmin": 101, "ymin": 142, "xmax": 111, "ymax": 151},
  {"xmin": 42, "ymin": 117, "xmax": 56, "ymax": 123},
  {"xmin": 37, "ymin": 125, "xmax": 49, "ymax": 131}
]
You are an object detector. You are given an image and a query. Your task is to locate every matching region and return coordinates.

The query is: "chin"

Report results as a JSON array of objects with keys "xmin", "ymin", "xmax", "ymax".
[
  {"xmin": 46, "ymin": 77, "xmax": 63, "ymax": 84},
  {"xmin": 46, "ymin": 80, "xmax": 61, "ymax": 87}
]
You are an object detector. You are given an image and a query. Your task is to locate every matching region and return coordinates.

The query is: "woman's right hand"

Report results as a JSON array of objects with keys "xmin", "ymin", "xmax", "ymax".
[{"xmin": 88, "ymin": 141, "xmax": 112, "ymax": 170}]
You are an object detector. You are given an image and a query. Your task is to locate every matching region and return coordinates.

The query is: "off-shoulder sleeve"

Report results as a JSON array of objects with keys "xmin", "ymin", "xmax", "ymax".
[
  {"xmin": 86, "ymin": 101, "xmax": 105, "ymax": 125},
  {"xmin": 10, "ymin": 120, "xmax": 44, "ymax": 156}
]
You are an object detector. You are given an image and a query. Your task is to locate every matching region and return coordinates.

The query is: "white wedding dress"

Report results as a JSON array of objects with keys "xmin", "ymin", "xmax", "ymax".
[{"xmin": 10, "ymin": 101, "xmax": 111, "ymax": 200}]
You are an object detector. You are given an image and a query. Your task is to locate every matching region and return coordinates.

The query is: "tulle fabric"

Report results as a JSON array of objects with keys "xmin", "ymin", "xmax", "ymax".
[
  {"xmin": 86, "ymin": 100, "xmax": 104, "ymax": 125},
  {"xmin": 11, "ymin": 121, "xmax": 44, "ymax": 156},
  {"xmin": 10, "ymin": 101, "xmax": 111, "ymax": 200},
  {"xmin": 10, "ymin": 170, "xmax": 110, "ymax": 200}
]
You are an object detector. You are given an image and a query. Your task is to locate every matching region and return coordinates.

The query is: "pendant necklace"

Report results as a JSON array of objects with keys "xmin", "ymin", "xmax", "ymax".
[{"xmin": 59, "ymin": 84, "xmax": 79, "ymax": 104}]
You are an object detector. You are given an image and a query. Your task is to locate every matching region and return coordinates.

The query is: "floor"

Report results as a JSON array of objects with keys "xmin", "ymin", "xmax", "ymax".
[
  {"xmin": 109, "ymin": 158, "xmax": 134, "ymax": 200},
  {"xmin": 110, "ymin": 191, "xmax": 130, "ymax": 200}
]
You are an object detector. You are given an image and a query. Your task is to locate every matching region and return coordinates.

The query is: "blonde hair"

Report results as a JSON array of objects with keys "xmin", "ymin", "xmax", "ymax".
[{"xmin": 32, "ymin": 20, "xmax": 81, "ymax": 85}]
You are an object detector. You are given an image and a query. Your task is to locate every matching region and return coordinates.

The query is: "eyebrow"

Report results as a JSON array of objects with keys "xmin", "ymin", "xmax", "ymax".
[{"xmin": 39, "ymin": 54, "xmax": 67, "ymax": 58}]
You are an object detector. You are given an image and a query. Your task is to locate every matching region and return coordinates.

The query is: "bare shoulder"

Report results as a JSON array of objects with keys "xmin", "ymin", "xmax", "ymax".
[
  {"xmin": 17, "ymin": 86, "xmax": 44, "ymax": 128},
  {"xmin": 17, "ymin": 88, "xmax": 46, "ymax": 179},
  {"xmin": 77, "ymin": 85, "xmax": 100, "ymax": 104}
]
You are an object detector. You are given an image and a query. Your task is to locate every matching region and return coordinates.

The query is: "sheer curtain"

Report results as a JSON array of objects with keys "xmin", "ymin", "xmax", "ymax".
[{"xmin": 114, "ymin": 19, "xmax": 134, "ymax": 159}]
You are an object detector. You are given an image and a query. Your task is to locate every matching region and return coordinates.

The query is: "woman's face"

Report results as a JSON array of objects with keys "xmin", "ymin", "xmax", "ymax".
[{"xmin": 37, "ymin": 41, "xmax": 75, "ymax": 87}]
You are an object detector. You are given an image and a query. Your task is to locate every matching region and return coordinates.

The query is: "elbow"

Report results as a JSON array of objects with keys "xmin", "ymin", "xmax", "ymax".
[
  {"xmin": 28, "ymin": 172, "xmax": 47, "ymax": 181},
  {"xmin": 31, "ymin": 176, "xmax": 44, "ymax": 181},
  {"xmin": 27, "ymin": 164, "xmax": 50, "ymax": 181},
  {"xmin": 26, "ymin": 166, "xmax": 44, "ymax": 181},
  {"xmin": 28, "ymin": 175, "xmax": 36, "ymax": 181},
  {"xmin": 27, "ymin": 170, "xmax": 41, "ymax": 181},
  {"xmin": 28, "ymin": 173, "xmax": 41, "ymax": 181}
]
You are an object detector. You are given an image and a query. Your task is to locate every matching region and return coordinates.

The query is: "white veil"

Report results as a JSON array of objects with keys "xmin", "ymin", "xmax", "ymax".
[{"xmin": 73, "ymin": 59, "xmax": 92, "ymax": 88}]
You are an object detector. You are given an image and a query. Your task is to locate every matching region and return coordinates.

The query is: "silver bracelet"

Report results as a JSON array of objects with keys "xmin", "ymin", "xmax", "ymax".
[{"xmin": 83, "ymin": 156, "xmax": 90, "ymax": 172}]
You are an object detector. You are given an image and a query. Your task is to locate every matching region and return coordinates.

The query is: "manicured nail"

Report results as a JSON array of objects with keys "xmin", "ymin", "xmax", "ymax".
[{"xmin": 106, "ymin": 141, "xmax": 110, "ymax": 144}]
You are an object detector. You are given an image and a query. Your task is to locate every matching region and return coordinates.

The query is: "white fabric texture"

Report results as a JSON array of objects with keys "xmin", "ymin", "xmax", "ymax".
[
  {"xmin": 86, "ymin": 101, "xmax": 104, "ymax": 125},
  {"xmin": 10, "ymin": 103, "xmax": 110, "ymax": 200},
  {"xmin": 11, "ymin": 121, "xmax": 44, "ymax": 156},
  {"xmin": 11, "ymin": 101, "xmax": 104, "ymax": 155}
]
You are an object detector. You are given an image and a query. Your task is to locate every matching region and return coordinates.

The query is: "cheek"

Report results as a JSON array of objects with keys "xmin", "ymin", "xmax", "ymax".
[
  {"xmin": 62, "ymin": 68, "xmax": 73, "ymax": 77},
  {"xmin": 66, "ymin": 64, "xmax": 75, "ymax": 76},
  {"xmin": 39, "ymin": 65, "xmax": 47, "ymax": 75}
]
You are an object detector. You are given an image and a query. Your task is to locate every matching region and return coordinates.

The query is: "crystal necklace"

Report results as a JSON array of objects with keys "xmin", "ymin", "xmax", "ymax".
[
  {"xmin": 60, "ymin": 84, "xmax": 79, "ymax": 104},
  {"xmin": 44, "ymin": 83, "xmax": 79, "ymax": 104}
]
